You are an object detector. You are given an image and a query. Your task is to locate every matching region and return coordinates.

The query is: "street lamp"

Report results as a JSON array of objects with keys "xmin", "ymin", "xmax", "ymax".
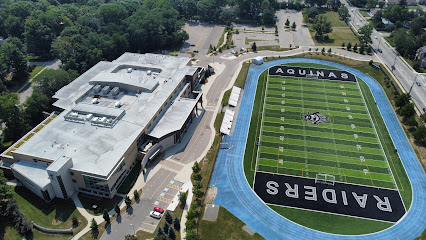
[
  {"xmin": 130, "ymin": 223, "xmax": 135, "ymax": 235},
  {"xmin": 392, "ymin": 53, "xmax": 399, "ymax": 71},
  {"xmin": 409, "ymin": 74, "xmax": 418, "ymax": 94}
]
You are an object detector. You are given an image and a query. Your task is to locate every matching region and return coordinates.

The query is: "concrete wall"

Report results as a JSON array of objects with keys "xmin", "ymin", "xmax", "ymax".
[
  {"xmin": 12, "ymin": 169, "xmax": 55, "ymax": 201},
  {"xmin": 47, "ymin": 157, "xmax": 74, "ymax": 199},
  {"xmin": 141, "ymin": 134, "xmax": 174, "ymax": 169}
]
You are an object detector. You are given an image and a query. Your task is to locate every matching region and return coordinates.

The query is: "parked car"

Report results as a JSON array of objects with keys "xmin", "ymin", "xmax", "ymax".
[
  {"xmin": 374, "ymin": 35, "xmax": 378, "ymax": 39},
  {"xmin": 193, "ymin": 50, "xmax": 199, "ymax": 53},
  {"xmin": 416, "ymin": 81, "xmax": 421, "ymax": 86},
  {"xmin": 150, "ymin": 211, "xmax": 162, "ymax": 219},
  {"xmin": 153, "ymin": 207, "xmax": 164, "ymax": 214},
  {"xmin": 377, "ymin": 48, "xmax": 382, "ymax": 53}
]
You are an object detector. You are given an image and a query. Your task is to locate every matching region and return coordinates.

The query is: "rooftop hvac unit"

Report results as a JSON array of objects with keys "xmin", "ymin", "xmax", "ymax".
[
  {"xmin": 93, "ymin": 85, "xmax": 102, "ymax": 93},
  {"xmin": 147, "ymin": 70, "xmax": 152, "ymax": 75},
  {"xmin": 92, "ymin": 98, "xmax": 99, "ymax": 104},
  {"xmin": 111, "ymin": 87, "xmax": 120, "ymax": 96},
  {"xmin": 115, "ymin": 101, "xmax": 121, "ymax": 108},
  {"xmin": 102, "ymin": 86, "xmax": 111, "ymax": 94},
  {"xmin": 100, "ymin": 117, "xmax": 107, "ymax": 122},
  {"xmin": 69, "ymin": 112, "xmax": 78, "ymax": 118},
  {"xmin": 127, "ymin": 68, "xmax": 132, "ymax": 73},
  {"xmin": 86, "ymin": 114, "xmax": 93, "ymax": 120}
]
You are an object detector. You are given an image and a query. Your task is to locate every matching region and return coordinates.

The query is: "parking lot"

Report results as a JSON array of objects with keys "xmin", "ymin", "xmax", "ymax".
[{"xmin": 180, "ymin": 21, "xmax": 225, "ymax": 55}]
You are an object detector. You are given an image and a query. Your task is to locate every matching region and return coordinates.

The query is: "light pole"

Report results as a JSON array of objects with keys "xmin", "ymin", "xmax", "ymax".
[
  {"xmin": 409, "ymin": 74, "xmax": 418, "ymax": 94},
  {"xmin": 130, "ymin": 223, "xmax": 135, "ymax": 235},
  {"xmin": 392, "ymin": 53, "xmax": 399, "ymax": 71}
]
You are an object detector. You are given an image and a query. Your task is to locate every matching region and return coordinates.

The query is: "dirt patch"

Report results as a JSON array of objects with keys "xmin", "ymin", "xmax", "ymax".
[{"xmin": 205, "ymin": 187, "xmax": 217, "ymax": 204}]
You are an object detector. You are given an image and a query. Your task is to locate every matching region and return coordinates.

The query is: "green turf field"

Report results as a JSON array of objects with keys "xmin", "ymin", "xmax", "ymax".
[
  {"xmin": 243, "ymin": 62, "xmax": 412, "ymax": 234},
  {"xmin": 254, "ymin": 73, "xmax": 398, "ymax": 190}
]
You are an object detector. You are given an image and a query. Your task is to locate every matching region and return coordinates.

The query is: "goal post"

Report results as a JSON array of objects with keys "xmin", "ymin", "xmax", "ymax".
[{"xmin": 315, "ymin": 173, "xmax": 335, "ymax": 186}]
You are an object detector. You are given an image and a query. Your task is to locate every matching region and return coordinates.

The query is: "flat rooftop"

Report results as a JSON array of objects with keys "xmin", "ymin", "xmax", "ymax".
[
  {"xmin": 14, "ymin": 53, "xmax": 197, "ymax": 177},
  {"xmin": 12, "ymin": 161, "xmax": 51, "ymax": 188}
]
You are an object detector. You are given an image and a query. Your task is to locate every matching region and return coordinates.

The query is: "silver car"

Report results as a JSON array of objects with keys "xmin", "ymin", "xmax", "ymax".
[{"xmin": 150, "ymin": 211, "xmax": 162, "ymax": 219}]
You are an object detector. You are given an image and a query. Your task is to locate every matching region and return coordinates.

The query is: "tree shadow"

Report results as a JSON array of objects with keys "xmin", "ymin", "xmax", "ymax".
[
  {"xmin": 116, "ymin": 214, "xmax": 122, "ymax": 224},
  {"xmin": 126, "ymin": 206, "xmax": 133, "ymax": 215},
  {"xmin": 105, "ymin": 223, "xmax": 111, "ymax": 234}
]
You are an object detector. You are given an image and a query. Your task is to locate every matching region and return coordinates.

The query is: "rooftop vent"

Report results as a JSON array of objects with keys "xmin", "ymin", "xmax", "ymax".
[
  {"xmin": 92, "ymin": 98, "xmax": 99, "ymax": 104},
  {"xmin": 115, "ymin": 101, "xmax": 121, "ymax": 108},
  {"xmin": 147, "ymin": 70, "xmax": 152, "ymax": 75},
  {"xmin": 127, "ymin": 68, "xmax": 133, "ymax": 73}
]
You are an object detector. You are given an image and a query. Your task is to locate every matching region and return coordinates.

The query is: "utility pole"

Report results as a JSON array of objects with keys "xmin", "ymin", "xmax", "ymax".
[{"xmin": 409, "ymin": 74, "xmax": 418, "ymax": 94}]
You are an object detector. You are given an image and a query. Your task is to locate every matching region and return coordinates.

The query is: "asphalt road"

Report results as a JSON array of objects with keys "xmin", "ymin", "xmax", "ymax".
[{"xmin": 343, "ymin": 0, "xmax": 426, "ymax": 112}]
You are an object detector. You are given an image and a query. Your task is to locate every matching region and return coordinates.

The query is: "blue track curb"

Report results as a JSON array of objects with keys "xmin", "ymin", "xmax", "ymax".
[{"xmin": 210, "ymin": 58, "xmax": 426, "ymax": 240}]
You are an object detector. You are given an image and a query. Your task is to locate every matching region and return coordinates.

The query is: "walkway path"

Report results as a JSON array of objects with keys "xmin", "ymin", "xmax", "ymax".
[{"xmin": 210, "ymin": 58, "xmax": 426, "ymax": 240}]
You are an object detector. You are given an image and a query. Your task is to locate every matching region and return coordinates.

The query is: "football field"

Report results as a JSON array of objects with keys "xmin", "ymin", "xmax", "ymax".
[{"xmin": 254, "ymin": 68, "xmax": 398, "ymax": 190}]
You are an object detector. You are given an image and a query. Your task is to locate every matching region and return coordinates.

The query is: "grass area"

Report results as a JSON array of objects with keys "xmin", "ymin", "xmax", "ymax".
[
  {"xmin": 117, "ymin": 160, "xmax": 142, "ymax": 194},
  {"xmin": 221, "ymin": 61, "xmax": 250, "ymax": 107},
  {"xmin": 359, "ymin": 10, "xmax": 370, "ymax": 18},
  {"xmin": 29, "ymin": 66, "xmax": 45, "ymax": 80},
  {"xmin": 322, "ymin": 11, "xmax": 349, "ymax": 27},
  {"xmin": 359, "ymin": 79, "xmax": 412, "ymax": 209},
  {"xmin": 416, "ymin": 228, "xmax": 426, "ymax": 240},
  {"xmin": 199, "ymin": 207, "xmax": 264, "ymax": 240},
  {"xmin": 3, "ymin": 186, "xmax": 88, "ymax": 240},
  {"xmin": 78, "ymin": 193, "xmax": 123, "ymax": 216},
  {"xmin": 408, "ymin": 5, "xmax": 423, "ymax": 11},
  {"xmin": 269, "ymin": 205, "xmax": 392, "ymax": 235},
  {"xmin": 15, "ymin": 141, "xmax": 25, "ymax": 148},
  {"xmin": 44, "ymin": 118, "xmax": 54, "ymax": 124},
  {"xmin": 311, "ymin": 28, "xmax": 361, "ymax": 46},
  {"xmin": 6, "ymin": 148, "xmax": 16, "ymax": 156},
  {"xmin": 256, "ymin": 45, "xmax": 291, "ymax": 51},
  {"xmin": 403, "ymin": 57, "xmax": 426, "ymax": 73}
]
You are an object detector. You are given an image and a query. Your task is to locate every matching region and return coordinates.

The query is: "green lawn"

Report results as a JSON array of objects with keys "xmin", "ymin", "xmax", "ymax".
[
  {"xmin": 322, "ymin": 11, "xmax": 349, "ymax": 27},
  {"xmin": 311, "ymin": 28, "xmax": 361, "ymax": 46},
  {"xmin": 29, "ymin": 66, "xmax": 45, "ymax": 80},
  {"xmin": 269, "ymin": 205, "xmax": 392, "ymax": 235},
  {"xmin": 199, "ymin": 207, "xmax": 264, "ymax": 240},
  {"xmin": 78, "ymin": 193, "xmax": 123, "ymax": 216},
  {"xmin": 359, "ymin": 10, "xmax": 370, "ymax": 18},
  {"xmin": 256, "ymin": 45, "xmax": 291, "ymax": 51},
  {"xmin": 2, "ymin": 186, "xmax": 88, "ymax": 240}
]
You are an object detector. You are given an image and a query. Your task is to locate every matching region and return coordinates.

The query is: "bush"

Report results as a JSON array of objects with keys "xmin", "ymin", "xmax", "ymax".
[
  {"xmin": 165, "ymin": 211, "xmax": 173, "ymax": 224},
  {"xmin": 168, "ymin": 227, "xmax": 176, "ymax": 240},
  {"xmin": 173, "ymin": 216, "xmax": 180, "ymax": 230},
  {"xmin": 400, "ymin": 103, "xmax": 415, "ymax": 118},
  {"xmin": 413, "ymin": 126, "xmax": 426, "ymax": 144},
  {"xmin": 163, "ymin": 221, "xmax": 170, "ymax": 234},
  {"xmin": 103, "ymin": 209, "xmax": 110, "ymax": 223},
  {"xmin": 134, "ymin": 190, "xmax": 140, "ymax": 200},
  {"xmin": 72, "ymin": 216, "xmax": 79, "ymax": 228},
  {"xmin": 125, "ymin": 196, "xmax": 131, "ymax": 208},
  {"xmin": 114, "ymin": 203, "xmax": 120, "ymax": 215},
  {"xmin": 405, "ymin": 116, "xmax": 418, "ymax": 127}
]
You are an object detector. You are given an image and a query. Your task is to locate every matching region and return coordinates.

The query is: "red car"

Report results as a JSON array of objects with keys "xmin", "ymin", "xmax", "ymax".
[{"xmin": 153, "ymin": 207, "xmax": 164, "ymax": 214}]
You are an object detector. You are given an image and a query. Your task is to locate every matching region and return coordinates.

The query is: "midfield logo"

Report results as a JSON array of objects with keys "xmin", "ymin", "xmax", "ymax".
[{"xmin": 304, "ymin": 112, "xmax": 328, "ymax": 125}]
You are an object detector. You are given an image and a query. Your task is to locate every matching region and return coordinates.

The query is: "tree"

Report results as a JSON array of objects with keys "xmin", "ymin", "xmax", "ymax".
[
  {"xmin": 0, "ymin": 92, "xmax": 28, "ymax": 141},
  {"xmin": 33, "ymin": 69, "xmax": 78, "ymax": 98},
  {"xmin": 125, "ymin": 196, "xmax": 131, "ymax": 208},
  {"xmin": 400, "ymin": 103, "xmax": 415, "ymax": 118},
  {"xmin": 292, "ymin": 21, "xmax": 296, "ymax": 29},
  {"xmin": 285, "ymin": 18, "xmax": 290, "ymax": 27},
  {"xmin": 347, "ymin": 42, "xmax": 352, "ymax": 51},
  {"xmin": 163, "ymin": 221, "xmax": 170, "ymax": 234},
  {"xmin": 24, "ymin": 17, "xmax": 55, "ymax": 57},
  {"xmin": 338, "ymin": 6, "xmax": 349, "ymax": 22},
  {"xmin": 252, "ymin": 42, "xmax": 257, "ymax": 52},
  {"xmin": 321, "ymin": 47, "xmax": 325, "ymax": 54},
  {"xmin": 185, "ymin": 229, "xmax": 201, "ymax": 240},
  {"xmin": 90, "ymin": 218, "xmax": 98, "ymax": 238},
  {"xmin": 103, "ymin": 209, "xmax": 110, "ymax": 223},
  {"xmin": 421, "ymin": 113, "xmax": 426, "ymax": 123},
  {"xmin": 156, "ymin": 226, "xmax": 164, "ymax": 236},
  {"xmin": 133, "ymin": 190, "xmax": 140, "ymax": 200},
  {"xmin": 114, "ymin": 203, "xmax": 120, "ymax": 215},
  {"xmin": 186, "ymin": 207, "xmax": 197, "ymax": 220},
  {"xmin": 192, "ymin": 161, "xmax": 200, "ymax": 173},
  {"xmin": 358, "ymin": 23, "xmax": 373, "ymax": 45},
  {"xmin": 395, "ymin": 93, "xmax": 411, "ymax": 108},
  {"xmin": 327, "ymin": 0, "xmax": 341, "ymax": 11},
  {"xmin": 178, "ymin": 191, "xmax": 187, "ymax": 208},
  {"xmin": 341, "ymin": 42, "xmax": 345, "ymax": 48},
  {"xmin": 165, "ymin": 211, "xmax": 173, "ymax": 224},
  {"xmin": 0, "ymin": 170, "xmax": 12, "ymax": 211},
  {"xmin": 413, "ymin": 126, "xmax": 426, "ymax": 144},
  {"xmin": 193, "ymin": 180, "xmax": 202, "ymax": 190},
  {"xmin": 365, "ymin": 0, "xmax": 378, "ymax": 9},
  {"xmin": 125, "ymin": 235, "xmax": 138, "ymax": 240},
  {"xmin": 360, "ymin": 44, "xmax": 365, "ymax": 54},
  {"xmin": 24, "ymin": 91, "xmax": 49, "ymax": 126},
  {"xmin": 312, "ymin": 15, "xmax": 333, "ymax": 40},
  {"xmin": 99, "ymin": 3, "xmax": 128, "ymax": 25},
  {"xmin": 173, "ymin": 216, "xmax": 180, "ymax": 230},
  {"xmin": 328, "ymin": 48, "xmax": 332, "ymax": 55},
  {"xmin": 168, "ymin": 227, "xmax": 176, "ymax": 240},
  {"xmin": 261, "ymin": 0, "xmax": 275, "ymax": 25},
  {"xmin": 353, "ymin": 43, "xmax": 358, "ymax": 52},
  {"xmin": 367, "ymin": 45, "xmax": 372, "ymax": 54},
  {"xmin": 405, "ymin": 116, "xmax": 418, "ymax": 127},
  {"xmin": 72, "ymin": 216, "xmax": 79, "ymax": 228},
  {"xmin": 192, "ymin": 187, "xmax": 202, "ymax": 198},
  {"xmin": 0, "ymin": 38, "xmax": 27, "ymax": 77},
  {"xmin": 304, "ymin": 7, "xmax": 319, "ymax": 23}
]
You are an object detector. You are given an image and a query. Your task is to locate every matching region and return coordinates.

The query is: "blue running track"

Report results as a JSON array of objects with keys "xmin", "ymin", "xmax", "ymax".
[{"xmin": 210, "ymin": 58, "xmax": 426, "ymax": 240}]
